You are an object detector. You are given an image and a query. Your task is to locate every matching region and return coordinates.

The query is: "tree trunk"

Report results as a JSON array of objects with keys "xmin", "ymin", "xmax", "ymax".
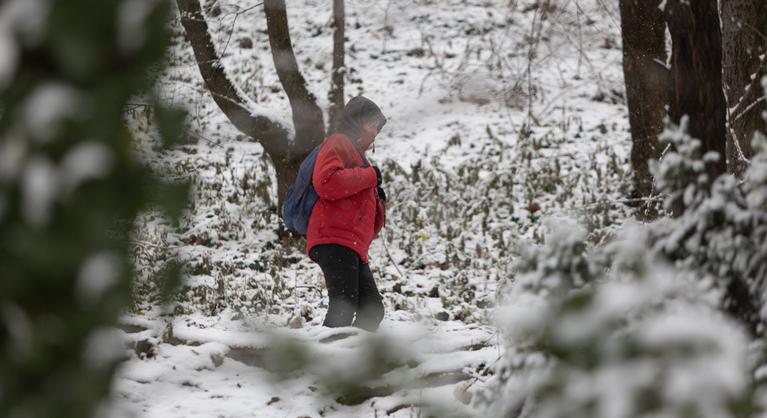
[
  {"xmin": 666, "ymin": 0, "xmax": 762, "ymax": 335},
  {"xmin": 664, "ymin": 0, "xmax": 728, "ymax": 202},
  {"xmin": 720, "ymin": 0, "xmax": 767, "ymax": 337},
  {"xmin": 619, "ymin": 0, "xmax": 669, "ymax": 211},
  {"xmin": 274, "ymin": 155, "xmax": 303, "ymax": 212},
  {"xmin": 721, "ymin": 0, "xmax": 767, "ymax": 176},
  {"xmin": 328, "ymin": 0, "xmax": 346, "ymax": 134},
  {"xmin": 177, "ymin": 0, "xmax": 326, "ymax": 217},
  {"xmin": 263, "ymin": 0, "xmax": 325, "ymax": 157}
]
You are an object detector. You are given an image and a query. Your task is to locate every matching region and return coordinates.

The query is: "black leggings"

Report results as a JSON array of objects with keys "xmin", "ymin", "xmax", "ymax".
[{"xmin": 309, "ymin": 244, "xmax": 384, "ymax": 331}]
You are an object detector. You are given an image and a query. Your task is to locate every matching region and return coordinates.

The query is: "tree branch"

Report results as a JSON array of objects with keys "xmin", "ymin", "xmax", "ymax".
[
  {"xmin": 176, "ymin": 0, "xmax": 288, "ymax": 150},
  {"xmin": 263, "ymin": 0, "xmax": 324, "ymax": 155}
]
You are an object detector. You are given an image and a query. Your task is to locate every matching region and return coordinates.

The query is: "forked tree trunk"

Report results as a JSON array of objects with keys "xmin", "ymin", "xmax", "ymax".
[
  {"xmin": 263, "ymin": 0, "xmax": 325, "ymax": 157},
  {"xmin": 328, "ymin": 0, "xmax": 346, "ymax": 133},
  {"xmin": 619, "ymin": 0, "xmax": 669, "ymax": 211},
  {"xmin": 177, "ymin": 0, "xmax": 327, "ymax": 212},
  {"xmin": 177, "ymin": 0, "xmax": 288, "ymax": 144},
  {"xmin": 664, "ymin": 0, "xmax": 728, "ymax": 202},
  {"xmin": 721, "ymin": 0, "xmax": 767, "ymax": 176},
  {"xmin": 262, "ymin": 0, "xmax": 326, "ymax": 209}
]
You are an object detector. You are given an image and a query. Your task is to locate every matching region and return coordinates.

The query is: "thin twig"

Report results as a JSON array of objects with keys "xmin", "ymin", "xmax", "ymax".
[
  {"xmin": 219, "ymin": 2, "xmax": 264, "ymax": 58},
  {"xmin": 734, "ymin": 95, "xmax": 766, "ymax": 123},
  {"xmin": 129, "ymin": 239, "xmax": 179, "ymax": 250}
]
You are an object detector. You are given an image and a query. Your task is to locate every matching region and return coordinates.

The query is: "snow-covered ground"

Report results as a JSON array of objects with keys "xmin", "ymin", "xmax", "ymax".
[
  {"xmin": 114, "ymin": 0, "xmax": 632, "ymax": 416},
  {"xmin": 111, "ymin": 314, "xmax": 499, "ymax": 417}
]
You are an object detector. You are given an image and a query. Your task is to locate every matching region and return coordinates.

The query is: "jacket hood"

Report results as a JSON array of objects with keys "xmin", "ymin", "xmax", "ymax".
[{"xmin": 333, "ymin": 96, "xmax": 386, "ymax": 151}]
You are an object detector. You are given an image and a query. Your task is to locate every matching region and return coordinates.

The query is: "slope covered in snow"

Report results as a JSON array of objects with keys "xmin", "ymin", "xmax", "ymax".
[{"xmin": 114, "ymin": 0, "xmax": 634, "ymax": 416}]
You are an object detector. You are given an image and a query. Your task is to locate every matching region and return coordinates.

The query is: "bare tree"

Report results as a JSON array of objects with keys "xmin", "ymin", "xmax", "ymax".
[
  {"xmin": 177, "ymin": 0, "xmax": 346, "ymax": 211},
  {"xmin": 721, "ymin": 0, "xmax": 767, "ymax": 176},
  {"xmin": 664, "ymin": 0, "xmax": 728, "ymax": 204},
  {"xmin": 619, "ymin": 0, "xmax": 669, "ymax": 210}
]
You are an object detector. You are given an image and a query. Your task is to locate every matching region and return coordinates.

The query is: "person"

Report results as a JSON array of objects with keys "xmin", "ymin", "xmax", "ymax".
[{"xmin": 307, "ymin": 96, "xmax": 388, "ymax": 331}]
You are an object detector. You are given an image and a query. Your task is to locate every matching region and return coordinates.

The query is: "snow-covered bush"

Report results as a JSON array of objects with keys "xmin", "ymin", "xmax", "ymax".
[
  {"xmin": 649, "ymin": 114, "xmax": 767, "ymax": 334},
  {"xmin": 0, "ymin": 1, "xmax": 187, "ymax": 416},
  {"xmin": 478, "ymin": 222, "xmax": 757, "ymax": 418},
  {"xmin": 479, "ymin": 95, "xmax": 767, "ymax": 416},
  {"xmin": 129, "ymin": 148, "xmax": 282, "ymax": 315},
  {"xmin": 370, "ymin": 124, "xmax": 628, "ymax": 322}
]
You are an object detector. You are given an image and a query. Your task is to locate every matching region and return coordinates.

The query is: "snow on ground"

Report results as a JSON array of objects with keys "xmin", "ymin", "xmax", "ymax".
[
  {"xmin": 111, "ymin": 314, "xmax": 497, "ymax": 417},
  {"xmin": 115, "ymin": 0, "xmax": 631, "ymax": 416}
]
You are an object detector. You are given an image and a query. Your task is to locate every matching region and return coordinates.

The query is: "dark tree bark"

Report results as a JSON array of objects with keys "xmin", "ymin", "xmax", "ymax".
[
  {"xmin": 720, "ymin": 0, "xmax": 767, "ymax": 338},
  {"xmin": 327, "ymin": 0, "xmax": 346, "ymax": 134},
  {"xmin": 263, "ymin": 0, "xmax": 325, "ymax": 157},
  {"xmin": 275, "ymin": 156, "xmax": 302, "ymax": 215},
  {"xmin": 177, "ymin": 0, "xmax": 326, "ymax": 212},
  {"xmin": 665, "ymin": 0, "xmax": 762, "ymax": 335},
  {"xmin": 721, "ymin": 0, "xmax": 767, "ymax": 176},
  {"xmin": 619, "ymin": 0, "xmax": 669, "ymax": 209},
  {"xmin": 664, "ymin": 0, "xmax": 728, "ymax": 199}
]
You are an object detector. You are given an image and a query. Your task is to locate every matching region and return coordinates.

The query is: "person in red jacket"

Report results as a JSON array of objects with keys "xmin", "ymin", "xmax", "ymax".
[{"xmin": 307, "ymin": 96, "xmax": 387, "ymax": 331}]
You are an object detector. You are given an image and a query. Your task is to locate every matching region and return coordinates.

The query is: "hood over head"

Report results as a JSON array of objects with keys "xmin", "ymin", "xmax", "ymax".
[{"xmin": 334, "ymin": 96, "xmax": 386, "ymax": 151}]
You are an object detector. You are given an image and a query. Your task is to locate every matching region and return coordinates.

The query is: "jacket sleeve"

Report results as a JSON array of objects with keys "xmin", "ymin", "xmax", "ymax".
[
  {"xmin": 313, "ymin": 139, "xmax": 378, "ymax": 202},
  {"xmin": 374, "ymin": 198, "xmax": 386, "ymax": 237}
]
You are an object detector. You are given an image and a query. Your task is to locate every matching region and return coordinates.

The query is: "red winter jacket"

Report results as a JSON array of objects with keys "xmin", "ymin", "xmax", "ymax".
[{"xmin": 306, "ymin": 133, "xmax": 386, "ymax": 263}]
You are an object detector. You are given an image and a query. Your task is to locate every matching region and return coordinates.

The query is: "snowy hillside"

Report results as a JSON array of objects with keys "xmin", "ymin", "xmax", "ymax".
[{"xmin": 114, "ymin": 0, "xmax": 639, "ymax": 416}]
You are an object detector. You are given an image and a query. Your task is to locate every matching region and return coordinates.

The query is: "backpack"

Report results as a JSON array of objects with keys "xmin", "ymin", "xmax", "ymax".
[
  {"xmin": 282, "ymin": 137, "xmax": 370, "ymax": 235},
  {"xmin": 283, "ymin": 146, "xmax": 322, "ymax": 235}
]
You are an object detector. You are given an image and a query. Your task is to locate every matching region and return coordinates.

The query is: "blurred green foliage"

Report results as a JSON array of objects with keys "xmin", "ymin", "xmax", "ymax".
[{"xmin": 0, "ymin": 0, "xmax": 188, "ymax": 416}]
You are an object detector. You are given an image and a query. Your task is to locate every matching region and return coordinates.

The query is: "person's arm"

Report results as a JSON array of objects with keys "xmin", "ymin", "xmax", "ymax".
[{"xmin": 313, "ymin": 139, "xmax": 378, "ymax": 202}]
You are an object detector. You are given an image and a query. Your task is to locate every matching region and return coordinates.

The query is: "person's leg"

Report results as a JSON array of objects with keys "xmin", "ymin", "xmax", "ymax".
[
  {"xmin": 353, "ymin": 261, "xmax": 384, "ymax": 331},
  {"xmin": 310, "ymin": 244, "xmax": 360, "ymax": 328}
]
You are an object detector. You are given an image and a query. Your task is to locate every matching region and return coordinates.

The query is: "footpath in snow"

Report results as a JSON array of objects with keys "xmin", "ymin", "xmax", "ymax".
[{"xmin": 112, "ymin": 313, "xmax": 498, "ymax": 417}]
